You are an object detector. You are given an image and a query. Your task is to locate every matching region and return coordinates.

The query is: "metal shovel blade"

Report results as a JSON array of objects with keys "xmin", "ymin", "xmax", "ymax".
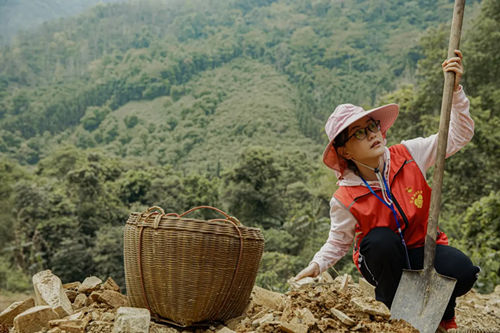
[{"xmin": 390, "ymin": 268, "xmax": 456, "ymax": 333}]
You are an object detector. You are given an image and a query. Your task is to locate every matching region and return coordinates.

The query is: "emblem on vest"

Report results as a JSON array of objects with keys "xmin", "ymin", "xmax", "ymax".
[{"xmin": 410, "ymin": 190, "xmax": 424, "ymax": 208}]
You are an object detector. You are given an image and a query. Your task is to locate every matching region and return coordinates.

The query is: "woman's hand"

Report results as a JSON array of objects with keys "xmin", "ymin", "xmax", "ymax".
[
  {"xmin": 294, "ymin": 262, "xmax": 320, "ymax": 281},
  {"xmin": 442, "ymin": 49, "xmax": 464, "ymax": 91}
]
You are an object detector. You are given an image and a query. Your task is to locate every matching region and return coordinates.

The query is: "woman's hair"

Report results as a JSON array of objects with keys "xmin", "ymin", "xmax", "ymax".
[
  {"xmin": 333, "ymin": 128, "xmax": 349, "ymax": 149},
  {"xmin": 333, "ymin": 127, "xmax": 358, "ymax": 173}
]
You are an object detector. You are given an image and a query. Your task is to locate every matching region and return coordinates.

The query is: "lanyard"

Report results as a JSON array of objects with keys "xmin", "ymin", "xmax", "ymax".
[{"xmin": 360, "ymin": 166, "xmax": 412, "ymax": 269}]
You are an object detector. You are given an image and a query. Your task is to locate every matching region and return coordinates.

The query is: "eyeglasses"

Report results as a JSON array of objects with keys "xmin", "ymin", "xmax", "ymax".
[{"xmin": 345, "ymin": 119, "xmax": 381, "ymax": 142}]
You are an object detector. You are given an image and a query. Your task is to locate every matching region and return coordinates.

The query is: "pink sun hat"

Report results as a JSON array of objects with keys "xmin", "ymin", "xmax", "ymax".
[{"xmin": 323, "ymin": 103, "xmax": 399, "ymax": 175}]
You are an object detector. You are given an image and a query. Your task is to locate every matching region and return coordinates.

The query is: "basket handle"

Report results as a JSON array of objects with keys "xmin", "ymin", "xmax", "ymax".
[
  {"xmin": 140, "ymin": 205, "xmax": 241, "ymax": 228},
  {"xmin": 144, "ymin": 206, "xmax": 165, "ymax": 215},
  {"xmin": 140, "ymin": 207, "xmax": 173, "ymax": 229},
  {"xmin": 179, "ymin": 205, "xmax": 241, "ymax": 225}
]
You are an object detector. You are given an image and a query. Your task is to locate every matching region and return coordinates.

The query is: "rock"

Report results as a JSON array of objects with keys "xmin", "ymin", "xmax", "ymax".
[
  {"xmin": 90, "ymin": 290, "xmax": 128, "ymax": 308},
  {"xmin": 33, "ymin": 270, "xmax": 73, "ymax": 317},
  {"xmin": 358, "ymin": 278, "xmax": 375, "ymax": 299},
  {"xmin": 73, "ymin": 293, "xmax": 88, "ymax": 309},
  {"xmin": 296, "ymin": 308, "xmax": 315, "ymax": 326},
  {"xmin": 49, "ymin": 318, "xmax": 88, "ymax": 333},
  {"xmin": 112, "ymin": 307, "xmax": 150, "ymax": 333},
  {"xmin": 216, "ymin": 327, "xmax": 235, "ymax": 333},
  {"xmin": 335, "ymin": 274, "xmax": 351, "ymax": 292},
  {"xmin": 65, "ymin": 290, "xmax": 79, "ymax": 303},
  {"xmin": 288, "ymin": 277, "xmax": 315, "ymax": 289},
  {"xmin": 87, "ymin": 320, "xmax": 113, "ymax": 332},
  {"xmin": 351, "ymin": 297, "xmax": 390, "ymax": 319},
  {"xmin": 63, "ymin": 282, "xmax": 81, "ymax": 291},
  {"xmin": 250, "ymin": 286, "xmax": 285, "ymax": 311},
  {"xmin": 90, "ymin": 310, "xmax": 100, "ymax": 321},
  {"xmin": 330, "ymin": 308, "xmax": 355, "ymax": 326},
  {"xmin": 63, "ymin": 282, "xmax": 81, "ymax": 303},
  {"xmin": 224, "ymin": 315, "xmax": 245, "ymax": 330},
  {"xmin": 280, "ymin": 301, "xmax": 294, "ymax": 323},
  {"xmin": 494, "ymin": 285, "xmax": 500, "ymax": 295},
  {"xmin": 289, "ymin": 272, "xmax": 334, "ymax": 290},
  {"xmin": 66, "ymin": 311, "xmax": 85, "ymax": 320},
  {"xmin": 279, "ymin": 321, "xmax": 308, "ymax": 333},
  {"xmin": 101, "ymin": 312, "xmax": 115, "ymax": 322},
  {"xmin": 251, "ymin": 312, "xmax": 274, "ymax": 327},
  {"xmin": 13, "ymin": 305, "xmax": 59, "ymax": 333},
  {"xmin": 102, "ymin": 277, "xmax": 121, "ymax": 292},
  {"xmin": 351, "ymin": 322, "xmax": 367, "ymax": 331},
  {"xmin": 320, "ymin": 271, "xmax": 334, "ymax": 283},
  {"xmin": 78, "ymin": 276, "xmax": 102, "ymax": 294},
  {"xmin": 149, "ymin": 323, "xmax": 179, "ymax": 332},
  {"xmin": 0, "ymin": 298, "xmax": 35, "ymax": 327}
]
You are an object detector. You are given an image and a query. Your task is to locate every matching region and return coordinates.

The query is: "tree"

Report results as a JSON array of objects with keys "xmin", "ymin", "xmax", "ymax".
[
  {"xmin": 51, "ymin": 237, "xmax": 93, "ymax": 283},
  {"xmin": 82, "ymin": 106, "xmax": 111, "ymax": 132},
  {"xmin": 222, "ymin": 147, "xmax": 285, "ymax": 228},
  {"xmin": 92, "ymin": 225, "xmax": 125, "ymax": 288}
]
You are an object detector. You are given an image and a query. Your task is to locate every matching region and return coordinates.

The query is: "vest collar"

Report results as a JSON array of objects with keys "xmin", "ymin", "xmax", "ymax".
[{"xmin": 339, "ymin": 146, "xmax": 410, "ymax": 199}]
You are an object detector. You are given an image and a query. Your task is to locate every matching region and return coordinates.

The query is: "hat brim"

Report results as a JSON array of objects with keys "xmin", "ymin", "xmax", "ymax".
[{"xmin": 322, "ymin": 103, "xmax": 399, "ymax": 173}]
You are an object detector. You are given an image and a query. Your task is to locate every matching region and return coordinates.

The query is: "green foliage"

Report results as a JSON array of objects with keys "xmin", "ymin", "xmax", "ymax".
[
  {"xmin": 82, "ymin": 107, "xmax": 111, "ymax": 132},
  {"xmin": 51, "ymin": 237, "xmax": 94, "ymax": 284},
  {"xmin": 262, "ymin": 228, "xmax": 298, "ymax": 254},
  {"xmin": 0, "ymin": 0, "xmax": 470, "ymax": 157},
  {"xmin": 0, "ymin": 159, "xmax": 28, "ymax": 245},
  {"xmin": 465, "ymin": 0, "xmax": 500, "ymax": 110},
  {"xmin": 449, "ymin": 192, "xmax": 500, "ymax": 293},
  {"xmin": 222, "ymin": 146, "xmax": 285, "ymax": 228},
  {"xmin": 118, "ymin": 169, "xmax": 154, "ymax": 204},
  {"xmin": 124, "ymin": 115, "xmax": 139, "ymax": 129},
  {"xmin": 92, "ymin": 225, "xmax": 125, "ymax": 288},
  {"xmin": 256, "ymin": 252, "xmax": 301, "ymax": 292},
  {"xmin": 0, "ymin": 256, "xmax": 31, "ymax": 292}
]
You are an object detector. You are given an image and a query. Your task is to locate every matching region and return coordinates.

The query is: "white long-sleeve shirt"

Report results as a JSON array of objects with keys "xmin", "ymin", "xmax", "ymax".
[{"xmin": 311, "ymin": 86, "xmax": 473, "ymax": 274}]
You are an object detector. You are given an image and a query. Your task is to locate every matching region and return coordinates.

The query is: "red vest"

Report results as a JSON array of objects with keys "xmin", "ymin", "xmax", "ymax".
[{"xmin": 334, "ymin": 144, "xmax": 448, "ymax": 270}]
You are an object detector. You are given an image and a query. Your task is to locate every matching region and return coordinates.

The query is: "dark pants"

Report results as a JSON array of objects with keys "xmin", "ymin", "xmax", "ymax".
[{"xmin": 358, "ymin": 227, "xmax": 480, "ymax": 320}]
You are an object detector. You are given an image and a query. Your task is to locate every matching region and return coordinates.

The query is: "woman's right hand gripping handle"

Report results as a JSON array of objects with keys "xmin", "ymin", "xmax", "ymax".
[{"xmin": 294, "ymin": 262, "xmax": 320, "ymax": 281}]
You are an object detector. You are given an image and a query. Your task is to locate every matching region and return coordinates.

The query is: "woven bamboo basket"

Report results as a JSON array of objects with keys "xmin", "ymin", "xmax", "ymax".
[{"xmin": 123, "ymin": 206, "xmax": 264, "ymax": 327}]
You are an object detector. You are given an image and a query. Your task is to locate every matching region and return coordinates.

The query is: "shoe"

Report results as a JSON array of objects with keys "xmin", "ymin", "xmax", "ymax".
[{"xmin": 437, "ymin": 316, "xmax": 458, "ymax": 332}]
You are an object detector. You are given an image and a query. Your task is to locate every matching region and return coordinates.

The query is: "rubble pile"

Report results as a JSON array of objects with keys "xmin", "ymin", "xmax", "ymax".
[
  {"xmin": 1, "ymin": 270, "xmax": 499, "ymax": 332},
  {"xmin": 0, "ymin": 270, "xmax": 128, "ymax": 333},
  {"xmin": 226, "ymin": 274, "xmax": 417, "ymax": 333}
]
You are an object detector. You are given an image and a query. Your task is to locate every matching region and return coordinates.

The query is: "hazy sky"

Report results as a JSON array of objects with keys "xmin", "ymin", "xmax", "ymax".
[{"xmin": 0, "ymin": 0, "xmax": 125, "ymax": 44}]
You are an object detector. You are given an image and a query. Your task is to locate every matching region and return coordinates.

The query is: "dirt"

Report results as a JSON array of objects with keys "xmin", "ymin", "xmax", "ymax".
[
  {"xmin": 1, "ymin": 274, "xmax": 499, "ymax": 333},
  {"xmin": 453, "ymin": 286, "xmax": 500, "ymax": 331}
]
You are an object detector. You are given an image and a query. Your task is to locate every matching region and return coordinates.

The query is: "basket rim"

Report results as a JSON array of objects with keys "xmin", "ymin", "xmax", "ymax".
[{"xmin": 128, "ymin": 212, "xmax": 263, "ymax": 232}]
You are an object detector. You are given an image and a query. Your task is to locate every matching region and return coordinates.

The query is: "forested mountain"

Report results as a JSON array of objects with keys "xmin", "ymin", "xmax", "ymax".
[
  {"xmin": 0, "ymin": 0, "xmax": 498, "ymax": 294},
  {"xmin": 0, "ymin": 0, "xmax": 479, "ymax": 168}
]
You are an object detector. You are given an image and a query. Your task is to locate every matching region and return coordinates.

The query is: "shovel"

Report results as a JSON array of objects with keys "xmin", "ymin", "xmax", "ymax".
[{"xmin": 389, "ymin": 1, "xmax": 466, "ymax": 332}]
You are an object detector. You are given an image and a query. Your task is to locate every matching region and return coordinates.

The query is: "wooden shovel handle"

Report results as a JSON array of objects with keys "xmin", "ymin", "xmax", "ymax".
[{"xmin": 424, "ymin": 0, "xmax": 466, "ymax": 272}]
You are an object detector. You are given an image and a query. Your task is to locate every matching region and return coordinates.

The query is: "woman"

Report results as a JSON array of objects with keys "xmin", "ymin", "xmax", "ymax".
[{"xmin": 294, "ymin": 50, "xmax": 479, "ymax": 332}]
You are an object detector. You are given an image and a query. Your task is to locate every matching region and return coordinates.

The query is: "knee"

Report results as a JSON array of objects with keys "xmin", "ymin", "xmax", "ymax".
[
  {"xmin": 454, "ymin": 264, "xmax": 480, "ymax": 297},
  {"xmin": 435, "ymin": 245, "xmax": 480, "ymax": 296},
  {"xmin": 360, "ymin": 227, "xmax": 403, "ymax": 257}
]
